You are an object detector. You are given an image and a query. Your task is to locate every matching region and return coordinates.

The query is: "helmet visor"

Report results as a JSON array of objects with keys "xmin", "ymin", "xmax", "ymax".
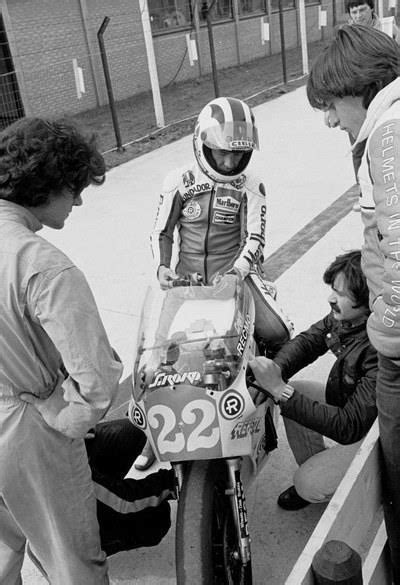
[{"xmin": 201, "ymin": 121, "xmax": 259, "ymax": 152}]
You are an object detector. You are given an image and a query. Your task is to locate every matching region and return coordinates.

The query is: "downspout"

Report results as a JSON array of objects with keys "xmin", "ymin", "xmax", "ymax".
[
  {"xmin": 233, "ymin": 0, "xmax": 241, "ymax": 65},
  {"xmin": 193, "ymin": 0, "xmax": 203, "ymax": 76},
  {"xmin": 77, "ymin": 0, "xmax": 101, "ymax": 106}
]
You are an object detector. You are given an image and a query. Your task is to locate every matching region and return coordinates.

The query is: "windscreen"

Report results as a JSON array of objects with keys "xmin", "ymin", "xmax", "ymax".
[{"xmin": 132, "ymin": 277, "xmax": 247, "ymax": 400}]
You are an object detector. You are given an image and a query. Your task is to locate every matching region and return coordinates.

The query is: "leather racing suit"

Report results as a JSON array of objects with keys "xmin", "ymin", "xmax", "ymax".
[
  {"xmin": 151, "ymin": 163, "xmax": 266, "ymax": 283},
  {"xmin": 150, "ymin": 161, "xmax": 292, "ymax": 352}
]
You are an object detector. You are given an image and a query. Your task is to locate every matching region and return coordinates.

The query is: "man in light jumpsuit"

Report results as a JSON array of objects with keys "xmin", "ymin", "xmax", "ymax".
[{"xmin": 0, "ymin": 117, "xmax": 122, "ymax": 584}]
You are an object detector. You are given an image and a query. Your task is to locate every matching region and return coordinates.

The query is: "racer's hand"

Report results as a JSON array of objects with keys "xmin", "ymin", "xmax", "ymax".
[
  {"xmin": 226, "ymin": 266, "xmax": 245, "ymax": 280},
  {"xmin": 248, "ymin": 357, "xmax": 287, "ymax": 401},
  {"xmin": 158, "ymin": 266, "xmax": 178, "ymax": 290}
]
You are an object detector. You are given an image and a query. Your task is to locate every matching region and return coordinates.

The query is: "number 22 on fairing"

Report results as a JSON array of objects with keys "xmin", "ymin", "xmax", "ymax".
[{"xmin": 148, "ymin": 399, "xmax": 220, "ymax": 455}]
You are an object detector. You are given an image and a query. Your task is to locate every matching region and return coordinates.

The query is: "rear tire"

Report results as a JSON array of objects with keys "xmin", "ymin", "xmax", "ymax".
[{"xmin": 175, "ymin": 460, "xmax": 252, "ymax": 585}]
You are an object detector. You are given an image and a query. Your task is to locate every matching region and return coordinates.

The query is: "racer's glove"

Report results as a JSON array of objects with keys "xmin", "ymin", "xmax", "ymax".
[
  {"xmin": 158, "ymin": 265, "xmax": 178, "ymax": 290},
  {"xmin": 212, "ymin": 266, "xmax": 244, "ymax": 287},
  {"xmin": 226, "ymin": 266, "xmax": 245, "ymax": 280}
]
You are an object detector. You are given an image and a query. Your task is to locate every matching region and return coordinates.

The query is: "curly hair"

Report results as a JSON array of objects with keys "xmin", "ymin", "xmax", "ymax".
[
  {"xmin": 0, "ymin": 117, "xmax": 106, "ymax": 207},
  {"xmin": 307, "ymin": 24, "xmax": 400, "ymax": 111},
  {"xmin": 323, "ymin": 250, "xmax": 369, "ymax": 310}
]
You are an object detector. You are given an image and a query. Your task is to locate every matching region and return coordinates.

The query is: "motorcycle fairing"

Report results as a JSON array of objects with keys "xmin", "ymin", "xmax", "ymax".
[
  {"xmin": 129, "ymin": 276, "xmax": 273, "ymax": 461},
  {"xmin": 130, "ymin": 371, "xmax": 272, "ymax": 462}
]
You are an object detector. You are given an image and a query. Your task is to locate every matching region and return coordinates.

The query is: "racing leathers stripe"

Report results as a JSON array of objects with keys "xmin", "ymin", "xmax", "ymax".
[{"xmin": 150, "ymin": 163, "xmax": 267, "ymax": 283}]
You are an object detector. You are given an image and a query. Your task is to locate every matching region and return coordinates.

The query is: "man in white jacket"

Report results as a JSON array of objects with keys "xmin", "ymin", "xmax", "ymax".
[
  {"xmin": 344, "ymin": 2, "xmax": 400, "ymax": 212},
  {"xmin": 307, "ymin": 24, "xmax": 400, "ymax": 584}
]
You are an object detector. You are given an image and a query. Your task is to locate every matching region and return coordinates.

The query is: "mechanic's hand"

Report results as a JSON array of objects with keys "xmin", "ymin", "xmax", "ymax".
[
  {"xmin": 248, "ymin": 357, "xmax": 286, "ymax": 401},
  {"xmin": 158, "ymin": 265, "xmax": 178, "ymax": 290}
]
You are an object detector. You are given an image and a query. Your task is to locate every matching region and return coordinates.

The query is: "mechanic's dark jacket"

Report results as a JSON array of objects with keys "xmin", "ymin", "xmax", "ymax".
[{"xmin": 273, "ymin": 312, "xmax": 377, "ymax": 445}]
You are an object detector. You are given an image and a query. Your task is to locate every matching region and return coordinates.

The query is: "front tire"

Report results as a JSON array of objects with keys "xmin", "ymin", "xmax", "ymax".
[{"xmin": 175, "ymin": 460, "xmax": 252, "ymax": 585}]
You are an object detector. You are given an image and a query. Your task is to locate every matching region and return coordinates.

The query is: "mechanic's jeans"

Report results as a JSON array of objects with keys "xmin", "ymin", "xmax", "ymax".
[
  {"xmin": 376, "ymin": 354, "xmax": 400, "ymax": 584},
  {"xmin": 0, "ymin": 397, "xmax": 108, "ymax": 585},
  {"xmin": 283, "ymin": 380, "xmax": 361, "ymax": 503}
]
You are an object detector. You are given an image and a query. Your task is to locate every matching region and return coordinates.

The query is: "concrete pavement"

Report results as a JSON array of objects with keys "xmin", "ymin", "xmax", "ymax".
[{"xmin": 21, "ymin": 85, "xmax": 363, "ymax": 584}]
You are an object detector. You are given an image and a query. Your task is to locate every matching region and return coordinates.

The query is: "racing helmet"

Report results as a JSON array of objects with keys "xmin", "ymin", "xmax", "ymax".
[{"xmin": 193, "ymin": 97, "xmax": 259, "ymax": 183}]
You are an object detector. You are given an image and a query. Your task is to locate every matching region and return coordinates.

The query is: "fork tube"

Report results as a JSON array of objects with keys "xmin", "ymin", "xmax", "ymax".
[{"xmin": 225, "ymin": 458, "xmax": 252, "ymax": 564}]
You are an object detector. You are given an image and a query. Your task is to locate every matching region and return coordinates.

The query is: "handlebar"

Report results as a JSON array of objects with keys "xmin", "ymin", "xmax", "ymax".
[{"xmin": 169, "ymin": 273, "xmax": 204, "ymax": 287}]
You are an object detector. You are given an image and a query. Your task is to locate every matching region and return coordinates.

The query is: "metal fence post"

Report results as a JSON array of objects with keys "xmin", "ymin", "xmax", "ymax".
[
  {"xmin": 278, "ymin": 0, "xmax": 287, "ymax": 84},
  {"xmin": 202, "ymin": 0, "xmax": 219, "ymax": 97},
  {"xmin": 97, "ymin": 17, "xmax": 124, "ymax": 152}
]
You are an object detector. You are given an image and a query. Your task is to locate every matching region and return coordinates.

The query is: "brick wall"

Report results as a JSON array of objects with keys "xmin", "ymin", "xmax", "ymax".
[
  {"xmin": 3, "ymin": 0, "xmax": 346, "ymax": 118},
  {"xmin": 152, "ymin": 2, "xmax": 346, "ymax": 87},
  {"xmin": 5, "ymin": 0, "xmax": 149, "ymax": 116}
]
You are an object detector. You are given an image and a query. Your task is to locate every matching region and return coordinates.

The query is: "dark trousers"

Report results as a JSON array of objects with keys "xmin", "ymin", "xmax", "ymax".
[
  {"xmin": 376, "ymin": 354, "xmax": 400, "ymax": 584},
  {"xmin": 85, "ymin": 418, "xmax": 173, "ymax": 556}
]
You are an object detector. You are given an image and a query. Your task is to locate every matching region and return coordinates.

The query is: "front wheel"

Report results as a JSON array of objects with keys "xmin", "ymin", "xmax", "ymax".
[{"xmin": 175, "ymin": 460, "xmax": 252, "ymax": 585}]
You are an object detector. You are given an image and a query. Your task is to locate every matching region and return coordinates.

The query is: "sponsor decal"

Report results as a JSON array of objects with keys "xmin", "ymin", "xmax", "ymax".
[
  {"xmin": 214, "ymin": 195, "xmax": 240, "ymax": 213},
  {"xmin": 229, "ymin": 139, "xmax": 254, "ymax": 149},
  {"xmin": 149, "ymin": 370, "xmax": 201, "ymax": 388},
  {"xmin": 251, "ymin": 204, "xmax": 267, "ymax": 263},
  {"xmin": 182, "ymin": 182, "xmax": 211, "ymax": 201},
  {"xmin": 256, "ymin": 272, "xmax": 276, "ymax": 299},
  {"xmin": 220, "ymin": 390, "xmax": 245, "ymax": 419},
  {"xmin": 131, "ymin": 405, "xmax": 147, "ymax": 429},
  {"xmin": 213, "ymin": 211, "xmax": 236, "ymax": 225},
  {"xmin": 230, "ymin": 416, "xmax": 262, "ymax": 439},
  {"xmin": 230, "ymin": 175, "xmax": 246, "ymax": 189},
  {"xmin": 234, "ymin": 471, "xmax": 249, "ymax": 538},
  {"xmin": 237, "ymin": 313, "xmax": 251, "ymax": 356},
  {"xmin": 154, "ymin": 194, "xmax": 164, "ymax": 224},
  {"xmin": 182, "ymin": 170, "xmax": 195, "ymax": 188},
  {"xmin": 182, "ymin": 201, "xmax": 201, "ymax": 221},
  {"xmin": 260, "ymin": 204, "xmax": 266, "ymax": 235}
]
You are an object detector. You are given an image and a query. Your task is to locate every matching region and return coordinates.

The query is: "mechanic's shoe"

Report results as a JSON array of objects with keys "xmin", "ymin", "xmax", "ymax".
[
  {"xmin": 277, "ymin": 486, "xmax": 310, "ymax": 510},
  {"xmin": 134, "ymin": 441, "xmax": 156, "ymax": 471}
]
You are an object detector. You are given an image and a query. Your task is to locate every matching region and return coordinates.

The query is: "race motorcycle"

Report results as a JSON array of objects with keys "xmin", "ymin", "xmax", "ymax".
[{"xmin": 129, "ymin": 272, "xmax": 293, "ymax": 584}]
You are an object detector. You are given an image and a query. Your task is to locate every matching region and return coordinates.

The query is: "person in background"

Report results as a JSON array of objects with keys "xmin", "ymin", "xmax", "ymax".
[
  {"xmin": 0, "ymin": 116, "xmax": 121, "ymax": 584},
  {"xmin": 345, "ymin": 0, "xmax": 400, "ymax": 41},
  {"xmin": 250, "ymin": 251, "xmax": 377, "ymax": 510},
  {"xmin": 306, "ymin": 24, "xmax": 400, "ymax": 583}
]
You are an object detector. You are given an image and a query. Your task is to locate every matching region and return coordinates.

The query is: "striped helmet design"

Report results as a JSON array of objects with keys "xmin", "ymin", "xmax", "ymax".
[{"xmin": 193, "ymin": 96, "xmax": 259, "ymax": 183}]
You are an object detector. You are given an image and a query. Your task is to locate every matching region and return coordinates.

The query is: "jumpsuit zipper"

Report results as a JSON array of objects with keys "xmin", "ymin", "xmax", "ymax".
[{"xmin": 203, "ymin": 186, "xmax": 215, "ymax": 283}]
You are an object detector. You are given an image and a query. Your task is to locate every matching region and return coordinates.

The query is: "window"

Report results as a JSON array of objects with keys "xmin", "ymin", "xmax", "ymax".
[
  {"xmin": 271, "ymin": 0, "xmax": 296, "ymax": 9},
  {"xmin": 200, "ymin": 0, "xmax": 233, "ymax": 22},
  {"xmin": 239, "ymin": 0, "xmax": 268, "ymax": 16},
  {"xmin": 149, "ymin": 0, "xmax": 193, "ymax": 32}
]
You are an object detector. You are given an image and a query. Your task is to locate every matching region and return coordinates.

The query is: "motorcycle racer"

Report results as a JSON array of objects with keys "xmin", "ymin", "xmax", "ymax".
[
  {"xmin": 134, "ymin": 97, "xmax": 293, "ymax": 471},
  {"xmin": 151, "ymin": 96, "xmax": 266, "ymax": 287}
]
